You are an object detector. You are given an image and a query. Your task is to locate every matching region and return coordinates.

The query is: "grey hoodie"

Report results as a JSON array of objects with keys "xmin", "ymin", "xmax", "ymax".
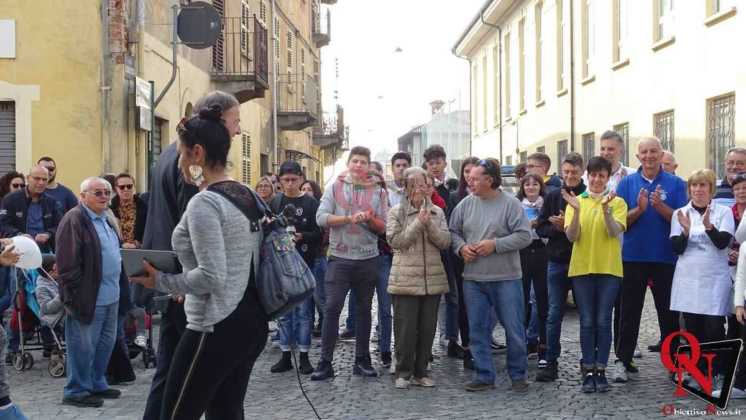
[
  {"xmin": 35, "ymin": 276, "xmax": 64, "ymax": 326},
  {"xmin": 317, "ymin": 172, "xmax": 389, "ymax": 260}
]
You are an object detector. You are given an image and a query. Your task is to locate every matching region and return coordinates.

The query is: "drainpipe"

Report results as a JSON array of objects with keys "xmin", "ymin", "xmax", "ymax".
[
  {"xmin": 479, "ymin": 13, "xmax": 502, "ymax": 162},
  {"xmin": 569, "ymin": 0, "xmax": 576, "ymax": 151},
  {"xmin": 271, "ymin": 0, "xmax": 279, "ymax": 171},
  {"xmin": 154, "ymin": 5, "xmax": 179, "ymax": 108}
]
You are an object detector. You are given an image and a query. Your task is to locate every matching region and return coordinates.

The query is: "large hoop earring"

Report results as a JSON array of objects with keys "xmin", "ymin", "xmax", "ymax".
[{"xmin": 189, "ymin": 165, "xmax": 204, "ymax": 186}]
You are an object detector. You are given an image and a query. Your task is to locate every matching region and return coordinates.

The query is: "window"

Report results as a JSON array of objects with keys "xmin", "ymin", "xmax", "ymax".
[
  {"xmin": 613, "ymin": 0, "xmax": 629, "ymax": 62},
  {"xmin": 556, "ymin": 0, "xmax": 565, "ymax": 92},
  {"xmin": 471, "ymin": 63, "xmax": 478, "ymax": 133},
  {"xmin": 0, "ymin": 102, "xmax": 15, "ymax": 173},
  {"xmin": 482, "ymin": 55, "xmax": 488, "ymax": 131},
  {"xmin": 654, "ymin": 110, "xmax": 675, "ymax": 153},
  {"xmin": 581, "ymin": 0, "xmax": 595, "ymax": 79},
  {"xmin": 557, "ymin": 139, "xmax": 568, "ymax": 167},
  {"xmin": 535, "ymin": 2, "xmax": 543, "ymax": 103},
  {"xmin": 582, "ymin": 132, "xmax": 595, "ymax": 161},
  {"xmin": 537, "ymin": 146, "xmax": 546, "ymax": 154},
  {"xmin": 241, "ymin": 0, "xmax": 250, "ymax": 53},
  {"xmin": 520, "ymin": 151, "xmax": 528, "ymax": 163},
  {"xmin": 506, "ymin": 155, "xmax": 513, "ymax": 165},
  {"xmin": 259, "ymin": 1, "xmax": 267, "ymax": 23},
  {"xmin": 519, "ymin": 18, "xmax": 526, "ymax": 112},
  {"xmin": 493, "ymin": 45, "xmax": 500, "ymax": 125},
  {"xmin": 504, "ymin": 32, "xmax": 512, "ymax": 119},
  {"xmin": 614, "ymin": 122, "xmax": 630, "ymax": 165},
  {"xmin": 287, "ymin": 30, "xmax": 294, "ymax": 69},
  {"xmin": 242, "ymin": 133, "xmax": 252, "ymax": 185},
  {"xmin": 273, "ymin": 17, "xmax": 280, "ymax": 70},
  {"xmin": 707, "ymin": 93, "xmax": 736, "ymax": 179},
  {"xmin": 655, "ymin": 0, "xmax": 674, "ymax": 42},
  {"xmin": 710, "ymin": 0, "xmax": 738, "ymax": 15}
]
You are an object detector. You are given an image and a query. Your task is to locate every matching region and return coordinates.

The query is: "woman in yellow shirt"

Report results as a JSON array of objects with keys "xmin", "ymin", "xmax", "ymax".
[{"xmin": 563, "ymin": 156, "xmax": 628, "ymax": 394}]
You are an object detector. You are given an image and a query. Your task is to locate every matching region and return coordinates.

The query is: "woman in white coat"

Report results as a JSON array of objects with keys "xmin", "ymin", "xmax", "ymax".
[{"xmin": 670, "ymin": 169, "xmax": 734, "ymax": 381}]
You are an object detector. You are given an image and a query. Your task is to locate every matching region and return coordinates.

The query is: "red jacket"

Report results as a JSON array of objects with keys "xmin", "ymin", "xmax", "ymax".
[{"xmin": 431, "ymin": 191, "xmax": 446, "ymax": 209}]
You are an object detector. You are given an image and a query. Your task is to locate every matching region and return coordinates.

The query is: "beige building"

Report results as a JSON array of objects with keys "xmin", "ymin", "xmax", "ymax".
[
  {"xmin": 0, "ymin": 0, "xmax": 347, "ymax": 191},
  {"xmin": 454, "ymin": 0, "xmax": 744, "ymax": 178}
]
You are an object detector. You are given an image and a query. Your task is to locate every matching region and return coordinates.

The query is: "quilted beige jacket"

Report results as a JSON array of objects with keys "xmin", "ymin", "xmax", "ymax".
[{"xmin": 386, "ymin": 201, "xmax": 451, "ymax": 296}]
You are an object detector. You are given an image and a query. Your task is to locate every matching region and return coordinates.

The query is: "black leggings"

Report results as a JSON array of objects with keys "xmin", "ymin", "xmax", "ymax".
[
  {"xmin": 160, "ymin": 286, "xmax": 268, "ymax": 420},
  {"xmin": 520, "ymin": 241, "xmax": 548, "ymax": 347},
  {"xmin": 452, "ymin": 256, "xmax": 470, "ymax": 347},
  {"xmin": 682, "ymin": 312, "xmax": 726, "ymax": 377}
]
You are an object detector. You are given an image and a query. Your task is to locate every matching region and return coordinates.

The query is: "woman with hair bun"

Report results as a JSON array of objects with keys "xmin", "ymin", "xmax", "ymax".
[{"xmin": 131, "ymin": 105, "xmax": 268, "ymax": 419}]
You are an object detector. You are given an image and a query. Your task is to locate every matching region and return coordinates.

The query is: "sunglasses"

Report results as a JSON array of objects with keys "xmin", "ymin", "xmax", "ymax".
[
  {"xmin": 11, "ymin": 183, "xmax": 25, "ymax": 189},
  {"xmin": 86, "ymin": 190, "xmax": 112, "ymax": 198},
  {"xmin": 117, "ymin": 184, "xmax": 134, "ymax": 190}
]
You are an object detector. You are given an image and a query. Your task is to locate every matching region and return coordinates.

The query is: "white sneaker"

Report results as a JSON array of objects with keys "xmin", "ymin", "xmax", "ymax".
[
  {"xmin": 730, "ymin": 387, "xmax": 746, "ymax": 399},
  {"xmin": 438, "ymin": 334, "xmax": 448, "ymax": 347},
  {"xmin": 389, "ymin": 355, "xmax": 396, "ymax": 375},
  {"xmin": 395, "ymin": 378, "xmax": 410, "ymax": 389},
  {"xmin": 633, "ymin": 346, "xmax": 642, "ymax": 359},
  {"xmin": 613, "ymin": 360, "xmax": 628, "ymax": 383},
  {"xmin": 134, "ymin": 335, "xmax": 147, "ymax": 349},
  {"xmin": 538, "ymin": 359, "xmax": 548, "ymax": 369},
  {"xmin": 411, "ymin": 376, "xmax": 435, "ymax": 387}
]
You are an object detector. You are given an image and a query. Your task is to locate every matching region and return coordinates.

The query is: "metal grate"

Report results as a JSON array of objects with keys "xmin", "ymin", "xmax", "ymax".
[
  {"xmin": 614, "ymin": 122, "xmax": 630, "ymax": 166},
  {"xmin": 211, "ymin": 0, "xmax": 225, "ymax": 72},
  {"xmin": 242, "ymin": 133, "xmax": 252, "ymax": 185},
  {"xmin": 654, "ymin": 110, "xmax": 675, "ymax": 153},
  {"xmin": 582, "ymin": 132, "xmax": 595, "ymax": 161},
  {"xmin": 520, "ymin": 151, "xmax": 528, "ymax": 163},
  {"xmin": 0, "ymin": 102, "xmax": 15, "ymax": 173},
  {"xmin": 708, "ymin": 94, "xmax": 736, "ymax": 179},
  {"xmin": 557, "ymin": 139, "xmax": 568, "ymax": 168}
]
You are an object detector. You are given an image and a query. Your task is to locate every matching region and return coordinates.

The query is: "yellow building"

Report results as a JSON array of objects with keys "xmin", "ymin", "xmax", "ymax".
[
  {"xmin": 454, "ymin": 0, "xmax": 745, "ymax": 178},
  {"xmin": 0, "ymin": 0, "xmax": 347, "ymax": 191}
]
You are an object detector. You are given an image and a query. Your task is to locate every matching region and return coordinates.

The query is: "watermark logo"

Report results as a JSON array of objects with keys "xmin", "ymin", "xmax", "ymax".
[{"xmin": 660, "ymin": 331, "xmax": 716, "ymax": 397}]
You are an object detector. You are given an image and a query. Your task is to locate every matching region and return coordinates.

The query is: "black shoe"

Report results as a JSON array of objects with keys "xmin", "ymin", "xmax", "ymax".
[
  {"xmin": 447, "ymin": 341, "xmax": 465, "ymax": 359},
  {"xmin": 648, "ymin": 343, "xmax": 661, "ymax": 353},
  {"xmin": 271, "ymin": 351, "xmax": 293, "ymax": 373},
  {"xmin": 536, "ymin": 361, "xmax": 558, "ymax": 382},
  {"xmin": 43, "ymin": 349, "xmax": 52, "ymax": 358},
  {"xmin": 380, "ymin": 351, "xmax": 392, "ymax": 368},
  {"xmin": 299, "ymin": 352, "xmax": 314, "ymax": 375},
  {"xmin": 62, "ymin": 394, "xmax": 104, "ymax": 408},
  {"xmin": 463, "ymin": 350, "xmax": 475, "ymax": 370},
  {"xmin": 490, "ymin": 340, "xmax": 507, "ymax": 352},
  {"xmin": 595, "ymin": 369, "xmax": 610, "ymax": 392},
  {"xmin": 4, "ymin": 352, "xmax": 15, "ymax": 366},
  {"xmin": 353, "ymin": 356, "xmax": 378, "ymax": 377},
  {"xmin": 527, "ymin": 341, "xmax": 538, "ymax": 358},
  {"xmin": 624, "ymin": 361, "xmax": 639, "ymax": 374},
  {"xmin": 312, "ymin": 326, "xmax": 322, "ymax": 338},
  {"xmin": 582, "ymin": 370, "xmax": 596, "ymax": 393},
  {"xmin": 339, "ymin": 328, "xmax": 355, "ymax": 340},
  {"xmin": 310, "ymin": 360, "xmax": 334, "ymax": 381},
  {"xmin": 92, "ymin": 388, "xmax": 121, "ymax": 399}
]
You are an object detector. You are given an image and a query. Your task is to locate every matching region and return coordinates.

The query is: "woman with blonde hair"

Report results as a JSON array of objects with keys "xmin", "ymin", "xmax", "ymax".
[
  {"xmin": 387, "ymin": 167, "xmax": 451, "ymax": 389},
  {"xmin": 670, "ymin": 169, "xmax": 734, "ymax": 389},
  {"xmin": 255, "ymin": 176, "xmax": 276, "ymax": 203}
]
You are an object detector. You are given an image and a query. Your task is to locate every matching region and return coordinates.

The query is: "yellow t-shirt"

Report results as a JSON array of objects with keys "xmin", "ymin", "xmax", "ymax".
[{"xmin": 564, "ymin": 195, "xmax": 628, "ymax": 278}]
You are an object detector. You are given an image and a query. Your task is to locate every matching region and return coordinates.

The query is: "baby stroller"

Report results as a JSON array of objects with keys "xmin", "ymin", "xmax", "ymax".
[
  {"xmin": 11, "ymin": 259, "xmax": 66, "ymax": 377},
  {"xmin": 126, "ymin": 283, "xmax": 160, "ymax": 369}
]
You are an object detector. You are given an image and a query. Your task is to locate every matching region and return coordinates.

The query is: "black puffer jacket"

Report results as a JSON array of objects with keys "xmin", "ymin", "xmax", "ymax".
[{"xmin": 536, "ymin": 181, "xmax": 586, "ymax": 264}]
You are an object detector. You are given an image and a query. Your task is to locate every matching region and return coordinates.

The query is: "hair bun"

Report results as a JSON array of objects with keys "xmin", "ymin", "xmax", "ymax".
[{"xmin": 199, "ymin": 104, "xmax": 223, "ymax": 122}]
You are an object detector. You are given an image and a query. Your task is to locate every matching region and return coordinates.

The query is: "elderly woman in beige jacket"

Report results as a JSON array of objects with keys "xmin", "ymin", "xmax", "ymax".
[{"xmin": 387, "ymin": 167, "xmax": 451, "ymax": 390}]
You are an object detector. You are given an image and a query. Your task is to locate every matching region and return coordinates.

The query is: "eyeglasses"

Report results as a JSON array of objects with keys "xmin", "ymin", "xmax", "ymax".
[
  {"xmin": 85, "ymin": 190, "xmax": 111, "ymax": 198},
  {"xmin": 11, "ymin": 183, "xmax": 25, "ymax": 189},
  {"xmin": 478, "ymin": 159, "xmax": 498, "ymax": 173},
  {"xmin": 117, "ymin": 184, "xmax": 134, "ymax": 190},
  {"xmin": 44, "ymin": 167, "xmax": 56, "ymax": 172},
  {"xmin": 733, "ymin": 172, "xmax": 746, "ymax": 186}
]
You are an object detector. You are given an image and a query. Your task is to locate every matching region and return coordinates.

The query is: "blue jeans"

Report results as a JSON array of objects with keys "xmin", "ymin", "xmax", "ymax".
[
  {"xmin": 376, "ymin": 254, "xmax": 393, "ymax": 353},
  {"xmin": 545, "ymin": 262, "xmax": 572, "ymax": 363},
  {"xmin": 279, "ymin": 296, "xmax": 313, "ymax": 352},
  {"xmin": 464, "ymin": 279, "xmax": 527, "ymax": 383},
  {"xmin": 345, "ymin": 290, "xmax": 356, "ymax": 332},
  {"xmin": 572, "ymin": 275, "xmax": 620, "ymax": 369},
  {"xmin": 309, "ymin": 256, "xmax": 328, "ymax": 324},
  {"xmin": 526, "ymin": 286, "xmax": 539, "ymax": 344},
  {"xmin": 64, "ymin": 303, "xmax": 118, "ymax": 398}
]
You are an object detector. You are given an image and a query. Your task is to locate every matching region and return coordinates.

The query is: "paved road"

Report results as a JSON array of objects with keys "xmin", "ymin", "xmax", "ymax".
[{"xmin": 7, "ymin": 292, "xmax": 744, "ymax": 419}]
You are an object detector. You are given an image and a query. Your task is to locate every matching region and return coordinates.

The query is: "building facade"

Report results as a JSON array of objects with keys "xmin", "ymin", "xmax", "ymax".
[
  {"xmin": 0, "ymin": 0, "xmax": 346, "ymax": 191},
  {"xmin": 454, "ymin": 0, "xmax": 744, "ymax": 177}
]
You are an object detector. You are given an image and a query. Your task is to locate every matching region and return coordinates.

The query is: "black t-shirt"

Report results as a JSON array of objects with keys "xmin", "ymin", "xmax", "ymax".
[{"xmin": 270, "ymin": 193, "xmax": 321, "ymax": 266}]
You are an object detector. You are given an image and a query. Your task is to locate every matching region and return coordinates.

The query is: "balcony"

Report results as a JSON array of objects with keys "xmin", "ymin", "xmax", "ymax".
[
  {"xmin": 277, "ymin": 74, "xmax": 319, "ymax": 131},
  {"xmin": 211, "ymin": 16, "xmax": 269, "ymax": 103},
  {"xmin": 312, "ymin": 7, "xmax": 331, "ymax": 48},
  {"xmin": 313, "ymin": 106, "xmax": 348, "ymax": 149},
  {"xmin": 320, "ymin": 0, "xmax": 337, "ymax": 4}
]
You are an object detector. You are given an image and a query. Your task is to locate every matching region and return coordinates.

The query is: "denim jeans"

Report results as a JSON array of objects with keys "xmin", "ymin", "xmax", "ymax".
[
  {"xmin": 345, "ymin": 290, "xmax": 356, "ymax": 332},
  {"xmin": 571, "ymin": 275, "xmax": 620, "ymax": 369},
  {"xmin": 279, "ymin": 296, "xmax": 313, "ymax": 352},
  {"xmin": 309, "ymin": 256, "xmax": 328, "ymax": 324},
  {"xmin": 64, "ymin": 303, "xmax": 118, "ymax": 398},
  {"xmin": 526, "ymin": 286, "xmax": 539, "ymax": 344},
  {"xmin": 375, "ymin": 254, "xmax": 393, "ymax": 353},
  {"xmin": 545, "ymin": 261, "xmax": 572, "ymax": 363},
  {"xmin": 463, "ymin": 279, "xmax": 527, "ymax": 383}
]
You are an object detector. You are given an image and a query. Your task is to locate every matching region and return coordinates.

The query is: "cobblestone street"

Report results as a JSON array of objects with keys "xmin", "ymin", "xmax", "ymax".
[{"xmin": 7, "ymin": 293, "xmax": 743, "ymax": 419}]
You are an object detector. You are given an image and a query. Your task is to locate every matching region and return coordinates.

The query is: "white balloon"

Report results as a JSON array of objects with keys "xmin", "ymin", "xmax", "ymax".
[{"xmin": 12, "ymin": 236, "xmax": 42, "ymax": 269}]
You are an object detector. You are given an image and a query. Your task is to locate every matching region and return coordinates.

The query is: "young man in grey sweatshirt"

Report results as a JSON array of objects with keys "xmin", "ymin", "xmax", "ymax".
[
  {"xmin": 449, "ymin": 159, "xmax": 532, "ymax": 393},
  {"xmin": 311, "ymin": 146, "xmax": 388, "ymax": 381}
]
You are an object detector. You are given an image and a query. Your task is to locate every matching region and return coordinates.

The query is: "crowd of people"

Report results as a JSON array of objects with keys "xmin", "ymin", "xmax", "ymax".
[{"xmin": 0, "ymin": 89, "xmax": 743, "ymax": 419}]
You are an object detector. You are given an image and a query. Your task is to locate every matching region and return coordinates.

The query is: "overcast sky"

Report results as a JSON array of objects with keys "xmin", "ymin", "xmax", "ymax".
[{"xmin": 320, "ymin": 0, "xmax": 484, "ymax": 177}]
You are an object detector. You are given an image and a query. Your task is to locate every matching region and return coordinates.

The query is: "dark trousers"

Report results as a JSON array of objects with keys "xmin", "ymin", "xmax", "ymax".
[
  {"xmin": 159, "ymin": 286, "xmax": 268, "ymax": 420},
  {"xmin": 321, "ymin": 256, "xmax": 377, "ymax": 362},
  {"xmin": 520, "ymin": 242, "xmax": 548, "ymax": 347},
  {"xmin": 452, "ymin": 256, "xmax": 470, "ymax": 347},
  {"xmin": 107, "ymin": 315, "xmax": 135, "ymax": 383},
  {"xmin": 142, "ymin": 301, "xmax": 187, "ymax": 420},
  {"xmin": 726, "ymin": 314, "xmax": 746, "ymax": 389},
  {"xmin": 392, "ymin": 294, "xmax": 440, "ymax": 380},
  {"xmin": 682, "ymin": 312, "xmax": 726, "ymax": 376},
  {"xmin": 614, "ymin": 262, "xmax": 678, "ymax": 363}
]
